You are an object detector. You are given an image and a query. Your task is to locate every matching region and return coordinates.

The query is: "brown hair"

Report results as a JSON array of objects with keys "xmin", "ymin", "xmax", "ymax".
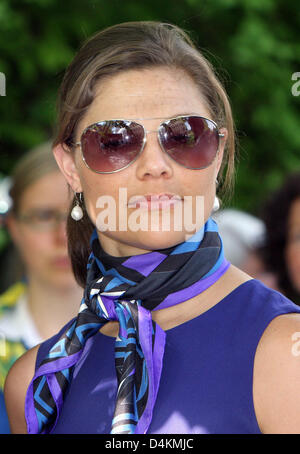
[
  {"xmin": 9, "ymin": 141, "xmax": 60, "ymax": 215},
  {"xmin": 6, "ymin": 142, "xmax": 62, "ymax": 284},
  {"xmin": 53, "ymin": 21, "xmax": 236, "ymax": 288}
]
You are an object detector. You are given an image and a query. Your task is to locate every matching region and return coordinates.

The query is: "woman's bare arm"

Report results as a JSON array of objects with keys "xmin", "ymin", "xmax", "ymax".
[
  {"xmin": 254, "ymin": 313, "xmax": 300, "ymax": 433},
  {"xmin": 4, "ymin": 345, "xmax": 39, "ymax": 434}
]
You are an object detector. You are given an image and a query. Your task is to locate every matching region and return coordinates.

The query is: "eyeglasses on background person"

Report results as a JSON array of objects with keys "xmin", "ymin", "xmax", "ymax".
[{"xmin": 16, "ymin": 209, "xmax": 68, "ymax": 232}]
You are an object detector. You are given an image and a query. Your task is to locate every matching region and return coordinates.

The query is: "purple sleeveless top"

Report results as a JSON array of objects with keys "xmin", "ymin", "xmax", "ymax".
[{"xmin": 35, "ymin": 279, "xmax": 300, "ymax": 434}]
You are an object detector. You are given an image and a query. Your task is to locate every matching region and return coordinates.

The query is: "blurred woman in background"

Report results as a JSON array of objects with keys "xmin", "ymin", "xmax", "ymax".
[
  {"xmin": 261, "ymin": 172, "xmax": 300, "ymax": 305},
  {"xmin": 0, "ymin": 142, "xmax": 82, "ymax": 432}
]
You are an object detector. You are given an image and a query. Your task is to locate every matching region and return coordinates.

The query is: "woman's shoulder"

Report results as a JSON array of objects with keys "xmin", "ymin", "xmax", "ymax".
[
  {"xmin": 211, "ymin": 265, "xmax": 300, "ymax": 326},
  {"xmin": 4, "ymin": 343, "xmax": 40, "ymax": 433},
  {"xmin": 225, "ymin": 269, "xmax": 300, "ymax": 433},
  {"xmin": 215, "ymin": 268, "xmax": 300, "ymax": 350},
  {"xmin": 244, "ymin": 278, "xmax": 300, "ymax": 433},
  {"xmin": 248, "ymin": 278, "xmax": 300, "ymax": 359},
  {"xmin": 227, "ymin": 272, "xmax": 300, "ymax": 317},
  {"xmin": 253, "ymin": 308, "xmax": 300, "ymax": 433},
  {"xmin": 3, "ymin": 317, "xmax": 76, "ymax": 434}
]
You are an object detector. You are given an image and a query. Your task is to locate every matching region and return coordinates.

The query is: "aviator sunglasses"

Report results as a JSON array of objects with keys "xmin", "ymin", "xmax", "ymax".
[{"xmin": 74, "ymin": 115, "xmax": 225, "ymax": 174}]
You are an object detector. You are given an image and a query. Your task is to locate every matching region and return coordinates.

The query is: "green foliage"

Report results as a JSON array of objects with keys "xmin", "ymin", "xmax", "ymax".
[
  {"xmin": 0, "ymin": 0, "xmax": 299, "ymax": 214},
  {"xmin": 0, "ymin": 226, "xmax": 9, "ymax": 252}
]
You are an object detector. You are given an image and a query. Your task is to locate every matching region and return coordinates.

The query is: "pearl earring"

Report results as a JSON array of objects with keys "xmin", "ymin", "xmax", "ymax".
[
  {"xmin": 213, "ymin": 196, "xmax": 220, "ymax": 212},
  {"xmin": 213, "ymin": 178, "xmax": 220, "ymax": 212},
  {"xmin": 71, "ymin": 192, "xmax": 84, "ymax": 221}
]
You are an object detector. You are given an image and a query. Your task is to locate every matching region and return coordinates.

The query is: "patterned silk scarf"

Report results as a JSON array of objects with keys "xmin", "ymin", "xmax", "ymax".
[{"xmin": 25, "ymin": 218, "xmax": 230, "ymax": 434}]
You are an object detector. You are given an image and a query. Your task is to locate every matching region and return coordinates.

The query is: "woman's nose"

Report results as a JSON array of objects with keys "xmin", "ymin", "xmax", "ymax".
[
  {"xmin": 134, "ymin": 131, "xmax": 174, "ymax": 180},
  {"xmin": 53, "ymin": 218, "xmax": 68, "ymax": 244}
]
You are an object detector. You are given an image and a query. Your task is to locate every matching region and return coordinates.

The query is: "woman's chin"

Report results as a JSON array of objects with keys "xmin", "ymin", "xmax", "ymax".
[{"xmin": 98, "ymin": 228, "xmax": 199, "ymax": 256}]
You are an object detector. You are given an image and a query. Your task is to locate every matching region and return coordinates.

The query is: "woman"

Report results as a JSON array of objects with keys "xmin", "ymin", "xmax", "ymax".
[
  {"xmin": 260, "ymin": 172, "xmax": 300, "ymax": 305},
  {"xmin": 4, "ymin": 21, "xmax": 300, "ymax": 434},
  {"xmin": 0, "ymin": 143, "xmax": 82, "ymax": 432}
]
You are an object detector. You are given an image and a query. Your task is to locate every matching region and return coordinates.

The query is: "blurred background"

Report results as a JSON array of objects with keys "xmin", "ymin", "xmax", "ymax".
[{"xmin": 0, "ymin": 0, "xmax": 299, "ymax": 248}]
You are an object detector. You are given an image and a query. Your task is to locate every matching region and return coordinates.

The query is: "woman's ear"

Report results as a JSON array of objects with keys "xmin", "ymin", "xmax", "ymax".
[
  {"xmin": 5, "ymin": 214, "xmax": 22, "ymax": 248},
  {"xmin": 53, "ymin": 144, "xmax": 82, "ymax": 193}
]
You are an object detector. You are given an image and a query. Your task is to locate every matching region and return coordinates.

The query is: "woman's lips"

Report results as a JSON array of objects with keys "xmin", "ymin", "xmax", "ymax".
[{"xmin": 128, "ymin": 193, "xmax": 182, "ymax": 210}]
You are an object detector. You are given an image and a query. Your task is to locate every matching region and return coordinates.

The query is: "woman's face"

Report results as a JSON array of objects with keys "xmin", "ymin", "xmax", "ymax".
[
  {"xmin": 285, "ymin": 197, "xmax": 300, "ymax": 293},
  {"xmin": 7, "ymin": 171, "xmax": 75, "ymax": 289},
  {"xmin": 57, "ymin": 67, "xmax": 227, "ymax": 256}
]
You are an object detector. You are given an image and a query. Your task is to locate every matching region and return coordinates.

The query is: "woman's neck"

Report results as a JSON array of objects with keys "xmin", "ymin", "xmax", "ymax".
[
  {"xmin": 100, "ymin": 265, "xmax": 252, "ymax": 338},
  {"xmin": 26, "ymin": 275, "xmax": 82, "ymax": 341}
]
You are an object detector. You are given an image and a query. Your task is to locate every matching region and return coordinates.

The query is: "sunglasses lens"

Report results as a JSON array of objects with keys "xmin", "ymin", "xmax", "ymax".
[
  {"xmin": 159, "ymin": 116, "xmax": 220, "ymax": 169},
  {"xmin": 81, "ymin": 121, "xmax": 144, "ymax": 172}
]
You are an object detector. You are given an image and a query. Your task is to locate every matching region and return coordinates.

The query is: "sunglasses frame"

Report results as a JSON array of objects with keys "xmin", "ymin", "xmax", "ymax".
[{"xmin": 74, "ymin": 115, "xmax": 225, "ymax": 174}]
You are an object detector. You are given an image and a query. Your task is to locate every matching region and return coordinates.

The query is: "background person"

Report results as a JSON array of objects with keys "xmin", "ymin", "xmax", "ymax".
[
  {"xmin": 213, "ymin": 208, "xmax": 279, "ymax": 290},
  {"xmin": 0, "ymin": 142, "xmax": 82, "ymax": 432},
  {"xmin": 260, "ymin": 172, "xmax": 300, "ymax": 305}
]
